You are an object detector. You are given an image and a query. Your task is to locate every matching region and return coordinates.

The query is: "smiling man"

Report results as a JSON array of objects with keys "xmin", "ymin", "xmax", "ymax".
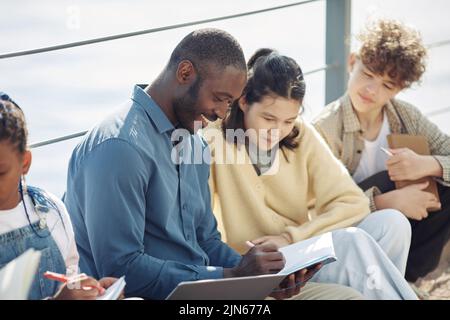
[{"xmin": 63, "ymin": 29, "xmax": 298, "ymax": 299}]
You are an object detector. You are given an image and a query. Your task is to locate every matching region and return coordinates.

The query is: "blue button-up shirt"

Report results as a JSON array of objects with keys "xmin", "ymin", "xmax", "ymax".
[{"xmin": 64, "ymin": 85, "xmax": 242, "ymax": 299}]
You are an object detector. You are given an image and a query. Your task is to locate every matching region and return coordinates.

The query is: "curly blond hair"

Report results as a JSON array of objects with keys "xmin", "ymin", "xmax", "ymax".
[{"xmin": 357, "ymin": 19, "xmax": 427, "ymax": 88}]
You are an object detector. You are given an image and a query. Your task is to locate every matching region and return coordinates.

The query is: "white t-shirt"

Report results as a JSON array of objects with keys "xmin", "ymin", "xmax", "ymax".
[
  {"xmin": 352, "ymin": 113, "xmax": 391, "ymax": 184},
  {"xmin": 0, "ymin": 192, "xmax": 79, "ymax": 274}
]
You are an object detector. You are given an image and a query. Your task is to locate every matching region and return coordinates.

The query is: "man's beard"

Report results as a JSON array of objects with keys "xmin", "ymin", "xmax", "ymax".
[{"xmin": 172, "ymin": 77, "xmax": 202, "ymax": 134}]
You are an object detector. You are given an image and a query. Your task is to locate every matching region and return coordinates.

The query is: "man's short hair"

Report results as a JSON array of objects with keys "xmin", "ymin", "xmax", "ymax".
[
  {"xmin": 168, "ymin": 28, "xmax": 246, "ymax": 78},
  {"xmin": 357, "ymin": 19, "xmax": 427, "ymax": 89}
]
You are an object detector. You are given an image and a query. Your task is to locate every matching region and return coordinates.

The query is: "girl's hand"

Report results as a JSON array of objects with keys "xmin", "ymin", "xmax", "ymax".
[{"xmin": 53, "ymin": 277, "xmax": 104, "ymax": 300}]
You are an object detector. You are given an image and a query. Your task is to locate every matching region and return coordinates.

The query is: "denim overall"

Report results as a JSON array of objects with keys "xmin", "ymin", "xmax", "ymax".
[{"xmin": 0, "ymin": 186, "xmax": 66, "ymax": 300}]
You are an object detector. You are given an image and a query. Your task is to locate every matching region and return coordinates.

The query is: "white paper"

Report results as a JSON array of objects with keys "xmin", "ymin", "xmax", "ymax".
[
  {"xmin": 278, "ymin": 232, "xmax": 337, "ymax": 275},
  {"xmin": 96, "ymin": 276, "xmax": 126, "ymax": 300},
  {"xmin": 0, "ymin": 249, "xmax": 42, "ymax": 300}
]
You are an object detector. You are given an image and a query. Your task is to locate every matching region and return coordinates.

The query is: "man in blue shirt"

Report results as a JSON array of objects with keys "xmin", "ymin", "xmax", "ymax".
[{"xmin": 64, "ymin": 29, "xmax": 291, "ymax": 299}]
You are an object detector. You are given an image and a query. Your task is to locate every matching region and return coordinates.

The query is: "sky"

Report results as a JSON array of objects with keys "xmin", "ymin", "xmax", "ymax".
[{"xmin": 1, "ymin": 0, "xmax": 449, "ymax": 196}]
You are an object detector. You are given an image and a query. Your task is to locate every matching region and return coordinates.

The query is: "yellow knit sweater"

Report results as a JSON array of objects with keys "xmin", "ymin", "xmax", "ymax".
[{"xmin": 205, "ymin": 120, "xmax": 370, "ymax": 254}]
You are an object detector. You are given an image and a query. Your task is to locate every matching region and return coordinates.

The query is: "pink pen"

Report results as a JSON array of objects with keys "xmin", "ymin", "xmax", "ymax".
[
  {"xmin": 246, "ymin": 240, "xmax": 255, "ymax": 248},
  {"xmin": 43, "ymin": 271, "xmax": 105, "ymax": 294}
]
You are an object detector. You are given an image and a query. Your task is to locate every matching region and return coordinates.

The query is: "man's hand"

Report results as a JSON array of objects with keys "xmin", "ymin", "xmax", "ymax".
[
  {"xmin": 224, "ymin": 243, "xmax": 285, "ymax": 278},
  {"xmin": 269, "ymin": 263, "xmax": 322, "ymax": 300},
  {"xmin": 386, "ymin": 148, "xmax": 443, "ymax": 181}
]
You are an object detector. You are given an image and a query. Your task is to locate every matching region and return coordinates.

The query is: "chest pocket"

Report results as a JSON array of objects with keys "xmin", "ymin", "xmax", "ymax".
[
  {"xmin": 0, "ymin": 225, "xmax": 66, "ymax": 300},
  {"xmin": 28, "ymin": 246, "xmax": 65, "ymax": 300}
]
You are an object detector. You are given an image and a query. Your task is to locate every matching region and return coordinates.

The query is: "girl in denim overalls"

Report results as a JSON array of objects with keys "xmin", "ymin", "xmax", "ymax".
[{"xmin": 0, "ymin": 94, "xmax": 114, "ymax": 299}]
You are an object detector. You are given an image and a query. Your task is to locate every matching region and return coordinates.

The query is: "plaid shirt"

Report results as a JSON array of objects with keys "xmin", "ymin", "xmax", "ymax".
[{"xmin": 313, "ymin": 94, "xmax": 450, "ymax": 212}]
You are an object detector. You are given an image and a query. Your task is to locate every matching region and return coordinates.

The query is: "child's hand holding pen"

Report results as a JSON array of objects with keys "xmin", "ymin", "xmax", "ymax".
[{"xmin": 44, "ymin": 271, "xmax": 106, "ymax": 300}]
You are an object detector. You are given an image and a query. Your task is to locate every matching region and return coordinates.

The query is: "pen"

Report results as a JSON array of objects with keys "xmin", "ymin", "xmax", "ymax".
[
  {"xmin": 43, "ymin": 271, "xmax": 105, "ymax": 294},
  {"xmin": 380, "ymin": 147, "xmax": 393, "ymax": 156},
  {"xmin": 245, "ymin": 240, "xmax": 255, "ymax": 248}
]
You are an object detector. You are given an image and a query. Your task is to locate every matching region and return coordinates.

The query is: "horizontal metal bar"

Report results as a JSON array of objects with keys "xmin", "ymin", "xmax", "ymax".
[
  {"xmin": 303, "ymin": 64, "xmax": 337, "ymax": 76},
  {"xmin": 427, "ymin": 39, "xmax": 450, "ymax": 49},
  {"xmin": 29, "ymin": 130, "xmax": 88, "ymax": 149},
  {"xmin": 426, "ymin": 106, "xmax": 450, "ymax": 117},
  {"xmin": 0, "ymin": 0, "xmax": 321, "ymax": 60}
]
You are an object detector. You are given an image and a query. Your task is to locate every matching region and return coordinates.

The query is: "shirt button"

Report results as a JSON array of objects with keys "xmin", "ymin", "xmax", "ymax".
[
  {"xmin": 182, "ymin": 204, "xmax": 187, "ymax": 210},
  {"xmin": 357, "ymin": 150, "xmax": 362, "ymax": 154}
]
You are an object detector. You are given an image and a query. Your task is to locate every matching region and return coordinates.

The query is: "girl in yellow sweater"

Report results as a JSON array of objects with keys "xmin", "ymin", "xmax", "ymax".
[{"xmin": 205, "ymin": 49, "xmax": 416, "ymax": 299}]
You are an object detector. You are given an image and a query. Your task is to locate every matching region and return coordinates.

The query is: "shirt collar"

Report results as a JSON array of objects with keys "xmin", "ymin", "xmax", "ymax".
[
  {"xmin": 341, "ymin": 94, "xmax": 362, "ymax": 133},
  {"xmin": 384, "ymin": 99, "xmax": 403, "ymax": 134},
  {"xmin": 131, "ymin": 84, "xmax": 175, "ymax": 134}
]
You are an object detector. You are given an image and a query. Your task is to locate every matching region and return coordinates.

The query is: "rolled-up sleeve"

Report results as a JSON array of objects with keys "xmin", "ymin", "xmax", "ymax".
[{"xmin": 411, "ymin": 104, "xmax": 450, "ymax": 186}]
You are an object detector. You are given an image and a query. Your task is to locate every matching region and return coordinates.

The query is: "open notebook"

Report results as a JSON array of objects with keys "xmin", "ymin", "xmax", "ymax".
[
  {"xmin": 278, "ymin": 232, "xmax": 337, "ymax": 275},
  {"xmin": 0, "ymin": 249, "xmax": 41, "ymax": 300},
  {"xmin": 166, "ymin": 232, "xmax": 336, "ymax": 300}
]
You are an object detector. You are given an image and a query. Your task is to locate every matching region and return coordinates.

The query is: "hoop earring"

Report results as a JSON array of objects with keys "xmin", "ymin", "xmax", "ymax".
[{"xmin": 21, "ymin": 175, "xmax": 28, "ymax": 195}]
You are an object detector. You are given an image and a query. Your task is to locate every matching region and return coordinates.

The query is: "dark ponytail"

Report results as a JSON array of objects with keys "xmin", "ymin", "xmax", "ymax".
[
  {"xmin": 223, "ymin": 48, "xmax": 306, "ymax": 151},
  {"xmin": 247, "ymin": 48, "xmax": 275, "ymax": 69}
]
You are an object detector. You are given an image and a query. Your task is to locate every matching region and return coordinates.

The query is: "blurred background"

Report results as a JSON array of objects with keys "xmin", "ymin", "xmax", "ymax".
[{"xmin": 1, "ymin": 0, "xmax": 449, "ymax": 197}]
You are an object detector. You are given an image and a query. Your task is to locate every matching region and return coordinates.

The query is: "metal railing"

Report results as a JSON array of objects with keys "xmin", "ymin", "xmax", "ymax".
[
  {"xmin": 16, "ymin": 0, "xmax": 332, "ymax": 149},
  {"xmin": 0, "ymin": 0, "xmax": 321, "ymax": 59},
  {"xmin": 29, "ymin": 131, "xmax": 89, "ymax": 149},
  {"xmin": 2, "ymin": 0, "xmax": 449, "ymax": 149},
  {"xmin": 426, "ymin": 107, "xmax": 450, "ymax": 118}
]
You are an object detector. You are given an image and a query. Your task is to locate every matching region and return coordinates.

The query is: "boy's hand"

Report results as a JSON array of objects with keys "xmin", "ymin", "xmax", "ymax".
[
  {"xmin": 374, "ymin": 182, "xmax": 441, "ymax": 220},
  {"xmin": 386, "ymin": 148, "xmax": 442, "ymax": 181}
]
